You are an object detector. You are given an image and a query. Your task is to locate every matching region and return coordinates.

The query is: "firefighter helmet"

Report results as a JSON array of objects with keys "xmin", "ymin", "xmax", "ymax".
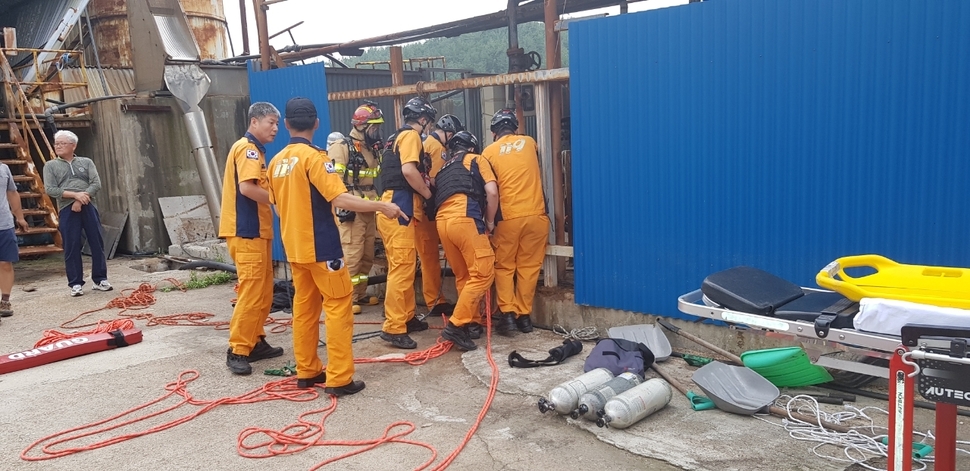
[{"xmin": 351, "ymin": 102, "xmax": 384, "ymax": 126}]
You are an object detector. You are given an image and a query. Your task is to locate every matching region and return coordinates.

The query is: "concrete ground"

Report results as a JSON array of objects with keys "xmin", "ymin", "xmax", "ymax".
[{"xmin": 0, "ymin": 255, "xmax": 967, "ymax": 470}]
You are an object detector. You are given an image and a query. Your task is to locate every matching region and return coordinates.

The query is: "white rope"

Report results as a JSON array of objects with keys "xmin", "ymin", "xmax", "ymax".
[
  {"xmin": 552, "ymin": 324, "xmax": 599, "ymax": 341},
  {"xmin": 750, "ymin": 394, "xmax": 970, "ymax": 471}
]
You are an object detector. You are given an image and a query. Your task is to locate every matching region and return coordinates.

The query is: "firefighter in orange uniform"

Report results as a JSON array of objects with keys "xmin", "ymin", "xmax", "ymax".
[
  {"xmin": 376, "ymin": 97, "xmax": 437, "ymax": 349},
  {"xmin": 416, "ymin": 114, "xmax": 464, "ymax": 316},
  {"xmin": 328, "ymin": 102, "xmax": 384, "ymax": 313},
  {"xmin": 266, "ymin": 97, "xmax": 405, "ymax": 395},
  {"xmin": 220, "ymin": 102, "xmax": 285, "ymax": 376},
  {"xmin": 481, "ymin": 109, "xmax": 550, "ymax": 334},
  {"xmin": 432, "ymin": 131, "xmax": 497, "ymax": 350}
]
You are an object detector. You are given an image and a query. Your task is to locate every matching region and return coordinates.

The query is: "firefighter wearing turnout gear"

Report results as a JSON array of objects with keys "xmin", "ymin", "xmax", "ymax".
[
  {"xmin": 328, "ymin": 102, "xmax": 384, "ymax": 313},
  {"xmin": 266, "ymin": 97, "xmax": 406, "ymax": 396},
  {"xmin": 416, "ymin": 114, "xmax": 465, "ymax": 316},
  {"xmin": 482, "ymin": 109, "xmax": 550, "ymax": 335},
  {"xmin": 376, "ymin": 96, "xmax": 437, "ymax": 350},
  {"xmin": 219, "ymin": 102, "xmax": 285, "ymax": 376},
  {"xmin": 433, "ymin": 131, "xmax": 498, "ymax": 351}
]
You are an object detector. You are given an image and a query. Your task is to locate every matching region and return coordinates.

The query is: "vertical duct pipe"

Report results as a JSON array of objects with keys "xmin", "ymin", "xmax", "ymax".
[
  {"xmin": 164, "ymin": 64, "xmax": 222, "ymax": 229},
  {"xmin": 534, "ymin": 82, "xmax": 557, "ymax": 287},
  {"xmin": 545, "ymin": 0, "xmax": 566, "ymax": 279}
]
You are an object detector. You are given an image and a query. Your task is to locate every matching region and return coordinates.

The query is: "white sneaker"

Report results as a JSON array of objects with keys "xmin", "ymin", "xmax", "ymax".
[
  {"xmin": 71, "ymin": 285, "xmax": 84, "ymax": 297},
  {"xmin": 92, "ymin": 280, "xmax": 113, "ymax": 292}
]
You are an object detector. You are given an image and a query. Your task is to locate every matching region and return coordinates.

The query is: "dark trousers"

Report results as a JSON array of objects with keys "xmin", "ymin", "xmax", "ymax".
[{"xmin": 59, "ymin": 203, "xmax": 107, "ymax": 287}]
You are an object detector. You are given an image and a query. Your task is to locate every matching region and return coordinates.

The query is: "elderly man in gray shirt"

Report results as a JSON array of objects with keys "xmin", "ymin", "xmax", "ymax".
[{"xmin": 43, "ymin": 130, "xmax": 112, "ymax": 297}]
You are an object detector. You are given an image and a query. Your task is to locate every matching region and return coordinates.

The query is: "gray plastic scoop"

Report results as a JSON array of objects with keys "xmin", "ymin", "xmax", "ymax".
[
  {"xmin": 691, "ymin": 361, "xmax": 779, "ymax": 415},
  {"xmin": 607, "ymin": 324, "xmax": 672, "ymax": 362}
]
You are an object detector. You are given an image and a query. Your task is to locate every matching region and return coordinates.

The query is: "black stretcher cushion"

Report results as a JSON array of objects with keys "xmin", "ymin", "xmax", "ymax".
[
  {"xmin": 702, "ymin": 266, "xmax": 804, "ymax": 316},
  {"xmin": 774, "ymin": 291, "xmax": 858, "ymax": 328}
]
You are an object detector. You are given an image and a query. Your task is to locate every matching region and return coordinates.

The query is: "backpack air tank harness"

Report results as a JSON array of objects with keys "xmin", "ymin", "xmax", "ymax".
[{"xmin": 334, "ymin": 138, "xmax": 380, "ymax": 223}]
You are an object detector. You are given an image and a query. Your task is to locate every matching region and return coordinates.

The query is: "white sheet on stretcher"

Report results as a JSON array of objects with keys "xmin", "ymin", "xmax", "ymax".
[{"xmin": 855, "ymin": 298, "xmax": 970, "ymax": 336}]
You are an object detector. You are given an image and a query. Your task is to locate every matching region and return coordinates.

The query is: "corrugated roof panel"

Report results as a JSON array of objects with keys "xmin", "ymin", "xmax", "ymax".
[
  {"xmin": 570, "ymin": 0, "xmax": 970, "ymax": 317},
  {"xmin": 61, "ymin": 67, "xmax": 135, "ymax": 101},
  {"xmin": 247, "ymin": 61, "xmax": 332, "ymax": 261}
]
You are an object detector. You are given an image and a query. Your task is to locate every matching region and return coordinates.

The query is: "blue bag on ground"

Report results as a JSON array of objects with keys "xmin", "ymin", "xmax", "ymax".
[{"xmin": 583, "ymin": 338, "xmax": 656, "ymax": 377}]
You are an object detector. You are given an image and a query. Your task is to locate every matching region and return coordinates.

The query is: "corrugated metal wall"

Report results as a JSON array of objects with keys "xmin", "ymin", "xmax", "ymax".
[
  {"xmin": 247, "ymin": 61, "xmax": 332, "ymax": 261},
  {"xmin": 324, "ymin": 68, "xmax": 421, "ymax": 134},
  {"xmin": 570, "ymin": 0, "xmax": 970, "ymax": 317}
]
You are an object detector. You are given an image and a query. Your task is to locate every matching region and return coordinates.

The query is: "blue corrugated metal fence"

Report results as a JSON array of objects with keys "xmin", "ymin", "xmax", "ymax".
[
  {"xmin": 247, "ymin": 61, "xmax": 332, "ymax": 261},
  {"xmin": 570, "ymin": 0, "xmax": 970, "ymax": 317}
]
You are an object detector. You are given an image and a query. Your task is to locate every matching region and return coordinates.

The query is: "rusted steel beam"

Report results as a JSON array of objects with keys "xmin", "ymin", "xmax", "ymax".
[{"xmin": 328, "ymin": 68, "xmax": 569, "ymax": 102}]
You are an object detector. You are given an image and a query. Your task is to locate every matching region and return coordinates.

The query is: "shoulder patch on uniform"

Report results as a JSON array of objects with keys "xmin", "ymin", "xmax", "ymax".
[
  {"xmin": 246, "ymin": 149, "xmax": 259, "ymax": 160},
  {"xmin": 324, "ymin": 161, "xmax": 336, "ymax": 173}
]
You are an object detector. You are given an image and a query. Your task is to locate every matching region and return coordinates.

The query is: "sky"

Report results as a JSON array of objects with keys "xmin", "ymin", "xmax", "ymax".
[{"xmin": 221, "ymin": 0, "xmax": 688, "ymax": 59}]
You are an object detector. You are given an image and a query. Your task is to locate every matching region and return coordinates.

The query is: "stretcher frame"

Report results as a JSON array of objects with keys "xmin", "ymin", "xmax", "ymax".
[{"xmin": 678, "ymin": 288, "xmax": 966, "ymax": 471}]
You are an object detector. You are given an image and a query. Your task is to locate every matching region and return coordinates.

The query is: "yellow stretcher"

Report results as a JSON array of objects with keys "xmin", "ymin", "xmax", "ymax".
[{"xmin": 816, "ymin": 255, "xmax": 970, "ymax": 310}]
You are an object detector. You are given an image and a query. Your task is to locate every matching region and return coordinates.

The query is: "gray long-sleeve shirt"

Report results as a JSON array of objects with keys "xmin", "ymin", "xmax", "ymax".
[{"xmin": 43, "ymin": 156, "xmax": 102, "ymax": 211}]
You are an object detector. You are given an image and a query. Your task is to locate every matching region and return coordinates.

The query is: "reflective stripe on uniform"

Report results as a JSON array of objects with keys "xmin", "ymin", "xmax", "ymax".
[{"xmin": 333, "ymin": 163, "xmax": 380, "ymax": 179}]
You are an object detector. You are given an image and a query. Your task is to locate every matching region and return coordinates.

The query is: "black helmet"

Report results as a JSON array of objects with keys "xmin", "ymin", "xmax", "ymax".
[
  {"xmin": 448, "ymin": 130, "xmax": 480, "ymax": 154},
  {"xmin": 436, "ymin": 114, "xmax": 464, "ymax": 134},
  {"xmin": 490, "ymin": 108, "xmax": 518, "ymax": 133},
  {"xmin": 403, "ymin": 96, "xmax": 437, "ymax": 121}
]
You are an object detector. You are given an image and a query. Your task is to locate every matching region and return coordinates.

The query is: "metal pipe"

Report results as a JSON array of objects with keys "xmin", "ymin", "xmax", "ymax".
[
  {"xmin": 390, "ymin": 46, "xmax": 405, "ymax": 129},
  {"xmin": 545, "ymin": 0, "xmax": 567, "ymax": 278},
  {"xmin": 82, "ymin": 6, "xmax": 111, "ymax": 96},
  {"xmin": 239, "ymin": 0, "xmax": 250, "ymax": 55},
  {"xmin": 507, "ymin": 0, "xmax": 525, "ymax": 133},
  {"xmin": 252, "ymin": 0, "xmax": 270, "ymax": 71},
  {"xmin": 327, "ymin": 68, "xmax": 569, "ymax": 102}
]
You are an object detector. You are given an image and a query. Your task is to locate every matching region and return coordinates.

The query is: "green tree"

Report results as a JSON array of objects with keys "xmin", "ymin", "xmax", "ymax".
[{"xmin": 337, "ymin": 22, "xmax": 569, "ymax": 74}]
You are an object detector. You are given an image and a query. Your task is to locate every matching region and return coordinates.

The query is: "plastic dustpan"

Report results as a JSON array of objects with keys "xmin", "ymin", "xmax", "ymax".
[
  {"xmin": 607, "ymin": 324, "xmax": 672, "ymax": 362},
  {"xmin": 692, "ymin": 361, "xmax": 779, "ymax": 415},
  {"xmin": 741, "ymin": 347, "xmax": 833, "ymax": 388}
]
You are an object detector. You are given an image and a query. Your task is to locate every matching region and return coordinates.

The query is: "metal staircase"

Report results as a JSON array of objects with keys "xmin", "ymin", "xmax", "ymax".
[{"xmin": 0, "ymin": 49, "xmax": 94, "ymax": 257}]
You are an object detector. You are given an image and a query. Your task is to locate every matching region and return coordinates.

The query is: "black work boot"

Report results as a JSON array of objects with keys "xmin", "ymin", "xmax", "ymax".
[
  {"xmin": 515, "ymin": 315, "xmax": 534, "ymax": 333},
  {"xmin": 465, "ymin": 323, "xmax": 484, "ymax": 339},
  {"xmin": 429, "ymin": 302, "xmax": 456, "ymax": 317},
  {"xmin": 441, "ymin": 321, "xmax": 477, "ymax": 351},
  {"xmin": 381, "ymin": 332, "xmax": 417, "ymax": 349},
  {"xmin": 405, "ymin": 316, "xmax": 429, "ymax": 333},
  {"xmin": 226, "ymin": 349, "xmax": 252, "ymax": 375},
  {"xmin": 296, "ymin": 371, "xmax": 327, "ymax": 389},
  {"xmin": 248, "ymin": 336, "xmax": 284, "ymax": 362},
  {"xmin": 325, "ymin": 379, "xmax": 366, "ymax": 397},
  {"xmin": 492, "ymin": 312, "xmax": 516, "ymax": 336}
]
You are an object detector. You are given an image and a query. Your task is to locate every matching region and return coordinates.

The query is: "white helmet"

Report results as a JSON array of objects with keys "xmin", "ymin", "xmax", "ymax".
[{"xmin": 326, "ymin": 131, "xmax": 345, "ymax": 150}]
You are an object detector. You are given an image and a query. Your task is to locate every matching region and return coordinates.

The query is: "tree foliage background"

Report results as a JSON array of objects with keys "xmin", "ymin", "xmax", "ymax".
[{"xmin": 335, "ymin": 22, "xmax": 569, "ymax": 74}]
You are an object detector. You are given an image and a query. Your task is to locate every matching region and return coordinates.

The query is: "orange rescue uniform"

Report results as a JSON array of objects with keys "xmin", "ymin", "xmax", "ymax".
[
  {"xmin": 266, "ymin": 137, "xmax": 355, "ymax": 386},
  {"xmin": 435, "ymin": 151, "xmax": 496, "ymax": 328},
  {"xmin": 377, "ymin": 128, "xmax": 428, "ymax": 334},
  {"xmin": 415, "ymin": 133, "xmax": 449, "ymax": 308},
  {"xmin": 482, "ymin": 133, "xmax": 550, "ymax": 317},
  {"xmin": 219, "ymin": 133, "xmax": 275, "ymax": 356}
]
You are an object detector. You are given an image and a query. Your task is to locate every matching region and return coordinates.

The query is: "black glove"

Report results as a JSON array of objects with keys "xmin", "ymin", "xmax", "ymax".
[{"xmin": 336, "ymin": 207, "xmax": 356, "ymax": 223}]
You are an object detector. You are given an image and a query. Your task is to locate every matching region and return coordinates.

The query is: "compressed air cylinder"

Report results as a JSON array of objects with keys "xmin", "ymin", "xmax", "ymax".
[
  {"xmin": 537, "ymin": 368, "xmax": 615, "ymax": 415},
  {"xmin": 572, "ymin": 372, "xmax": 643, "ymax": 421},
  {"xmin": 596, "ymin": 378, "xmax": 672, "ymax": 429}
]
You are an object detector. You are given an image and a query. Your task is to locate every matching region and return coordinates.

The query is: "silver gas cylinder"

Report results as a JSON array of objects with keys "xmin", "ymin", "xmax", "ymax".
[
  {"xmin": 572, "ymin": 372, "xmax": 643, "ymax": 421},
  {"xmin": 538, "ymin": 367, "xmax": 615, "ymax": 415},
  {"xmin": 596, "ymin": 378, "xmax": 672, "ymax": 429}
]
